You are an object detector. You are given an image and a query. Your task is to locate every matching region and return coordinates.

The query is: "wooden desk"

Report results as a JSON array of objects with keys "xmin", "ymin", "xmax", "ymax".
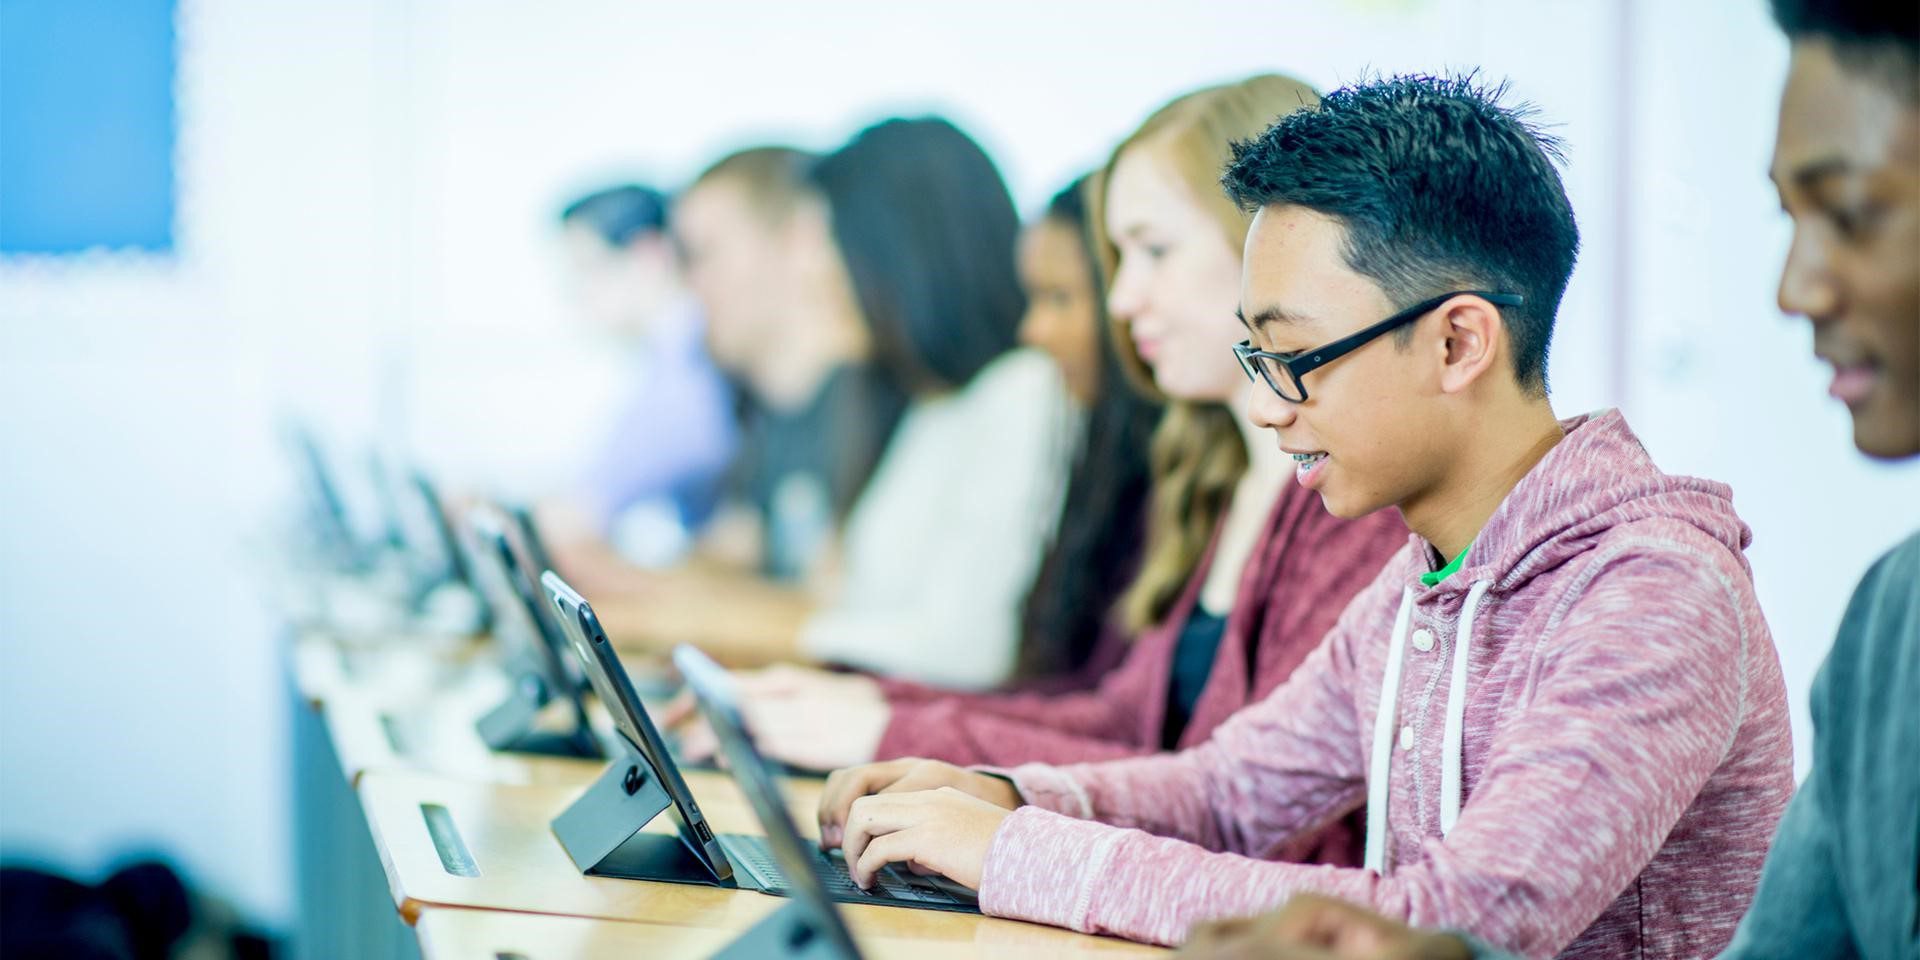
[
  {"xmin": 294, "ymin": 588, "xmax": 1166, "ymax": 958},
  {"xmin": 322, "ymin": 684, "xmax": 602, "ymax": 787},
  {"xmin": 359, "ymin": 768, "xmax": 1155, "ymax": 954},
  {"xmin": 295, "ymin": 626, "xmax": 602, "ymax": 787},
  {"xmin": 415, "ymin": 906, "xmax": 1166, "ymax": 959},
  {"xmin": 291, "ymin": 626, "xmax": 495, "ymax": 709},
  {"xmin": 416, "ymin": 907, "xmax": 734, "ymax": 959},
  {"xmin": 359, "ymin": 767, "xmax": 794, "ymax": 927},
  {"xmin": 291, "ymin": 629, "xmax": 352, "ymax": 708}
]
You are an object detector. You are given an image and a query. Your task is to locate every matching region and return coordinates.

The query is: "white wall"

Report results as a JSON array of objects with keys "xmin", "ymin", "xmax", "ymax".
[
  {"xmin": 0, "ymin": 0, "xmax": 410, "ymax": 925},
  {"xmin": 1615, "ymin": 1, "xmax": 1920, "ymax": 774},
  {"xmin": 398, "ymin": 0, "xmax": 1629, "ymax": 429},
  {"xmin": 2, "ymin": 0, "xmax": 1912, "ymax": 930}
]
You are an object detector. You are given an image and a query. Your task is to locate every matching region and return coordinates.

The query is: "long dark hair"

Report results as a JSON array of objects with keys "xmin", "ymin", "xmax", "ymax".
[
  {"xmin": 1014, "ymin": 177, "xmax": 1161, "ymax": 681},
  {"xmin": 808, "ymin": 117, "xmax": 1025, "ymax": 395}
]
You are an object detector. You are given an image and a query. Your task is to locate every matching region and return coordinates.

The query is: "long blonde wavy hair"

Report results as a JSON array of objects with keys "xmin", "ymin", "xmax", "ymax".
[{"xmin": 1094, "ymin": 74, "xmax": 1322, "ymax": 632}]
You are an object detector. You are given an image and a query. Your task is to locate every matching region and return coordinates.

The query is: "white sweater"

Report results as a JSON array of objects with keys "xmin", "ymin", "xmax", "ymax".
[{"xmin": 799, "ymin": 348, "xmax": 1080, "ymax": 689}]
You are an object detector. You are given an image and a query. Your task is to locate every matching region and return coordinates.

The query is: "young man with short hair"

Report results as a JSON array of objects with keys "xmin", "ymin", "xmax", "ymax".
[
  {"xmin": 1172, "ymin": 1, "xmax": 1919, "ymax": 957},
  {"xmin": 812, "ymin": 74, "xmax": 1795, "ymax": 959}
]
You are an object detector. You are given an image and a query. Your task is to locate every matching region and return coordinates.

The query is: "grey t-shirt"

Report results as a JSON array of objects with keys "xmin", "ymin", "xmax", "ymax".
[
  {"xmin": 726, "ymin": 363, "xmax": 905, "ymax": 580},
  {"xmin": 1717, "ymin": 531, "xmax": 1920, "ymax": 959}
]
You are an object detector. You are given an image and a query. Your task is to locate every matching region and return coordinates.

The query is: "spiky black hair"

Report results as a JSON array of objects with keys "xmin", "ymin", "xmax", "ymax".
[{"xmin": 1222, "ymin": 72, "xmax": 1580, "ymax": 394}]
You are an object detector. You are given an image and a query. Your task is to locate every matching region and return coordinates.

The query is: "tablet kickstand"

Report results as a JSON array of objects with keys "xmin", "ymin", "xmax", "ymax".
[{"xmin": 550, "ymin": 757, "xmax": 733, "ymax": 887}]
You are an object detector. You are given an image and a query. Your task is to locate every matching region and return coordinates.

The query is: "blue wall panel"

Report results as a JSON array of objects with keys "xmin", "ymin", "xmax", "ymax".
[{"xmin": 1, "ymin": 0, "xmax": 177, "ymax": 254}]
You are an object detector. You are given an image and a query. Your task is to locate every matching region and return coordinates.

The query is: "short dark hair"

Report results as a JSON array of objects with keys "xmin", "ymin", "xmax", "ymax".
[
  {"xmin": 1222, "ymin": 73, "xmax": 1579, "ymax": 394},
  {"xmin": 809, "ymin": 117, "xmax": 1024, "ymax": 393},
  {"xmin": 686, "ymin": 146, "xmax": 817, "ymax": 223},
  {"xmin": 559, "ymin": 184, "xmax": 668, "ymax": 247},
  {"xmin": 1772, "ymin": 0, "xmax": 1920, "ymax": 102}
]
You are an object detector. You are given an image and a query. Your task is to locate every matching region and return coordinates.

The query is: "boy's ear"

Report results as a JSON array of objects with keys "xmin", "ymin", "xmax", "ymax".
[{"xmin": 1436, "ymin": 296, "xmax": 1505, "ymax": 395}]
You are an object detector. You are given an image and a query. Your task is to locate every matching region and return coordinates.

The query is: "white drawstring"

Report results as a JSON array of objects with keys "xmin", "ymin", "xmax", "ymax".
[
  {"xmin": 1364, "ymin": 580, "xmax": 1492, "ymax": 874},
  {"xmin": 1440, "ymin": 580, "xmax": 1492, "ymax": 837},
  {"xmin": 1363, "ymin": 588, "xmax": 1416, "ymax": 874}
]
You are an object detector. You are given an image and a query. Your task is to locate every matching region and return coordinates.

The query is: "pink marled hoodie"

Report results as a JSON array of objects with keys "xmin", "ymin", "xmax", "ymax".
[{"xmin": 977, "ymin": 410, "xmax": 1795, "ymax": 959}]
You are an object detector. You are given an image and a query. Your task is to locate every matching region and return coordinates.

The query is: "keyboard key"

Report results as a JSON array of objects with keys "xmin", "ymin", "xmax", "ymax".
[{"xmin": 719, "ymin": 834, "xmax": 973, "ymax": 908}]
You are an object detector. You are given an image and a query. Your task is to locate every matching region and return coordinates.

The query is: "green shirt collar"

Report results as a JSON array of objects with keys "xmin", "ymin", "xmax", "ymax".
[{"xmin": 1420, "ymin": 544, "xmax": 1472, "ymax": 587}]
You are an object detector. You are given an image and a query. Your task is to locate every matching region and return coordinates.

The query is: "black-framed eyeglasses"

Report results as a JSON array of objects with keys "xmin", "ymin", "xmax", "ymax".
[{"xmin": 1234, "ymin": 290, "xmax": 1525, "ymax": 403}]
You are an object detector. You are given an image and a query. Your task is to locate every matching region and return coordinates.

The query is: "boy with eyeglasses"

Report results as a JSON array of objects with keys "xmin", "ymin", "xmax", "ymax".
[
  {"xmin": 1177, "ymin": 0, "xmax": 1920, "ymax": 957},
  {"xmin": 809, "ymin": 74, "xmax": 1794, "ymax": 959}
]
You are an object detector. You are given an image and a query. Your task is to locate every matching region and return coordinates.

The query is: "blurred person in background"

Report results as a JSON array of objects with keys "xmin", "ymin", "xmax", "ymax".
[
  {"xmin": 598, "ymin": 116, "xmax": 1078, "ymax": 692},
  {"xmin": 552, "ymin": 147, "xmax": 910, "ymax": 599},
  {"xmin": 672, "ymin": 78, "xmax": 1405, "ymax": 806},
  {"xmin": 544, "ymin": 147, "xmax": 910, "ymax": 650},
  {"xmin": 535, "ymin": 183, "xmax": 739, "ymax": 580},
  {"xmin": 665, "ymin": 170, "xmax": 1166, "ymax": 764},
  {"xmin": 673, "ymin": 146, "xmax": 910, "ymax": 583},
  {"xmin": 748, "ymin": 171, "xmax": 1165, "ymax": 691},
  {"xmin": 1004, "ymin": 173, "xmax": 1165, "ymax": 689}
]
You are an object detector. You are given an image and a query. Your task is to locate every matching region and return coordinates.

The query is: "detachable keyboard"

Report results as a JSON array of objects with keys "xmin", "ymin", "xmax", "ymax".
[{"xmin": 718, "ymin": 833, "xmax": 981, "ymax": 913}]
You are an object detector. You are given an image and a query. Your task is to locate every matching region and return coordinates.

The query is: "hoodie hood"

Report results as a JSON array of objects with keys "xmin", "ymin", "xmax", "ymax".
[
  {"xmin": 1425, "ymin": 408, "xmax": 1754, "ymax": 601},
  {"xmin": 1365, "ymin": 408, "xmax": 1759, "ymax": 873}
]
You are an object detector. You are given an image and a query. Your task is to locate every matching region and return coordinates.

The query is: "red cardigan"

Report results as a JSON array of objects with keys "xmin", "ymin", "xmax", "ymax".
[{"xmin": 875, "ymin": 480, "xmax": 1407, "ymax": 865}]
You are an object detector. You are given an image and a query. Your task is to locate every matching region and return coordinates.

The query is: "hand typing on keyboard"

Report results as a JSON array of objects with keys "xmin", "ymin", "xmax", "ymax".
[
  {"xmin": 833, "ymin": 785, "xmax": 1013, "ymax": 892},
  {"xmin": 817, "ymin": 759, "xmax": 1022, "ymax": 850}
]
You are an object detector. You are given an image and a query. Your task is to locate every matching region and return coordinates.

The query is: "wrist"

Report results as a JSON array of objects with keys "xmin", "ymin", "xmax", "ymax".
[{"xmin": 977, "ymin": 772, "xmax": 1022, "ymax": 809}]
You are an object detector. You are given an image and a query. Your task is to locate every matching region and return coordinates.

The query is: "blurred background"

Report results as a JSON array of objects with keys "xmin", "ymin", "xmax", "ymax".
[{"xmin": 1, "ymin": 0, "xmax": 1915, "ymax": 951}]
